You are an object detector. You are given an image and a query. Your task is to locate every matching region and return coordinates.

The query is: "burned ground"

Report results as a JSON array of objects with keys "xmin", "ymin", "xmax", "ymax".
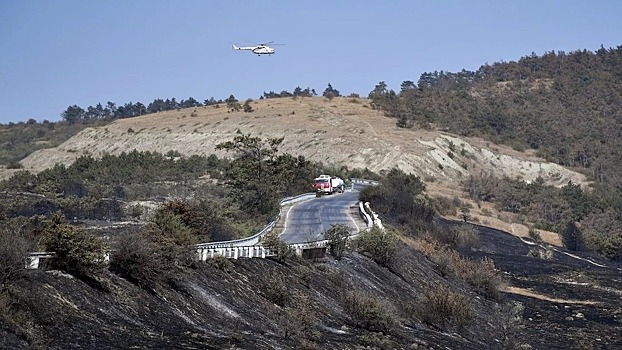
[
  {"xmin": 452, "ymin": 220, "xmax": 622, "ymax": 349},
  {"xmin": 2, "ymin": 218, "xmax": 621, "ymax": 349}
]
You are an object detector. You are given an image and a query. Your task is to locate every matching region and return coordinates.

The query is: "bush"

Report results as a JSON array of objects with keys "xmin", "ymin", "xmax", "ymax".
[
  {"xmin": 280, "ymin": 292, "xmax": 319, "ymax": 342},
  {"xmin": 264, "ymin": 271, "xmax": 290, "ymax": 306},
  {"xmin": 355, "ymin": 227, "xmax": 399, "ymax": 267},
  {"xmin": 243, "ymin": 99, "xmax": 254, "ymax": 113},
  {"xmin": 205, "ymin": 255, "xmax": 234, "ymax": 272},
  {"xmin": 0, "ymin": 288, "xmax": 47, "ymax": 347},
  {"xmin": 414, "ymin": 238, "xmax": 502, "ymax": 299},
  {"xmin": 344, "ymin": 291, "xmax": 395, "ymax": 332},
  {"xmin": 6, "ymin": 161, "xmax": 23, "ymax": 169},
  {"xmin": 487, "ymin": 302, "xmax": 527, "ymax": 349},
  {"xmin": 324, "ymin": 224, "xmax": 352, "ymax": 260},
  {"xmin": 262, "ymin": 232, "xmax": 294, "ymax": 263},
  {"xmin": 0, "ymin": 225, "xmax": 30, "ymax": 285},
  {"xmin": 528, "ymin": 226, "xmax": 543, "ymax": 244},
  {"xmin": 453, "ymin": 224, "xmax": 480, "ymax": 249},
  {"xmin": 109, "ymin": 228, "xmax": 180, "ymax": 289},
  {"xmin": 527, "ymin": 247, "xmax": 553, "ymax": 260},
  {"xmin": 415, "ymin": 285, "xmax": 473, "ymax": 331},
  {"xmin": 153, "ymin": 200, "xmax": 199, "ymax": 245},
  {"xmin": 459, "ymin": 257, "xmax": 502, "ymax": 300},
  {"xmin": 430, "ymin": 196, "xmax": 457, "ymax": 216},
  {"xmin": 43, "ymin": 214, "xmax": 107, "ymax": 276},
  {"xmin": 425, "ymin": 224, "xmax": 479, "ymax": 250}
]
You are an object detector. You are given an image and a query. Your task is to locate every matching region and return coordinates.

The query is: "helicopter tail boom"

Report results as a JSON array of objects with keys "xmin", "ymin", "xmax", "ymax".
[{"xmin": 232, "ymin": 44, "xmax": 254, "ymax": 51}]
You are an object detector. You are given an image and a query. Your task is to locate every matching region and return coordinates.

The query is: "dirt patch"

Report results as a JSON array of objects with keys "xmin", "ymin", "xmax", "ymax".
[{"xmin": 503, "ymin": 286, "xmax": 600, "ymax": 305}]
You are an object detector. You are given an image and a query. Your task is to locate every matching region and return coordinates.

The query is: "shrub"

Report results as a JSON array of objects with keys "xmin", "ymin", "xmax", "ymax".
[
  {"xmin": 430, "ymin": 196, "xmax": 457, "ymax": 216},
  {"xmin": 357, "ymin": 332, "xmax": 397, "ymax": 349},
  {"xmin": 262, "ymin": 232, "xmax": 294, "ymax": 263},
  {"xmin": 243, "ymin": 99, "xmax": 254, "ymax": 113},
  {"xmin": 355, "ymin": 227, "xmax": 399, "ymax": 267},
  {"xmin": 488, "ymin": 302, "xmax": 527, "ymax": 349},
  {"xmin": 43, "ymin": 214, "xmax": 107, "ymax": 276},
  {"xmin": 414, "ymin": 238, "xmax": 502, "ymax": 299},
  {"xmin": 426, "ymin": 224, "xmax": 479, "ymax": 249},
  {"xmin": 109, "ymin": 228, "xmax": 179, "ymax": 289},
  {"xmin": 459, "ymin": 257, "xmax": 503, "ymax": 300},
  {"xmin": 264, "ymin": 271, "xmax": 290, "ymax": 306},
  {"xmin": 415, "ymin": 285, "xmax": 473, "ymax": 331},
  {"xmin": 344, "ymin": 291, "xmax": 395, "ymax": 332},
  {"xmin": 453, "ymin": 224, "xmax": 480, "ymax": 250},
  {"xmin": 324, "ymin": 224, "xmax": 352, "ymax": 260},
  {"xmin": 6, "ymin": 161, "xmax": 23, "ymax": 169},
  {"xmin": 527, "ymin": 247, "xmax": 553, "ymax": 260},
  {"xmin": 280, "ymin": 292, "xmax": 319, "ymax": 342},
  {"xmin": 205, "ymin": 255, "xmax": 234, "ymax": 272},
  {"xmin": 0, "ymin": 288, "xmax": 47, "ymax": 347},
  {"xmin": 459, "ymin": 204, "xmax": 471, "ymax": 222},
  {"xmin": 528, "ymin": 226, "xmax": 543, "ymax": 244},
  {"xmin": 0, "ymin": 225, "xmax": 30, "ymax": 285}
]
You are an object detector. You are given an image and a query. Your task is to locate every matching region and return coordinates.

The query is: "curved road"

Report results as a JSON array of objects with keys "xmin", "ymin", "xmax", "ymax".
[{"xmin": 279, "ymin": 189, "xmax": 362, "ymax": 244}]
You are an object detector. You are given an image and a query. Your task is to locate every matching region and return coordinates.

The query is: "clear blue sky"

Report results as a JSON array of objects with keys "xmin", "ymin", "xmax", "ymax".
[{"xmin": 1, "ymin": 1, "xmax": 620, "ymax": 124}]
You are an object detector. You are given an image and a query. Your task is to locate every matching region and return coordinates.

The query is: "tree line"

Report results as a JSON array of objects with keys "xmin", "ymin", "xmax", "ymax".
[
  {"xmin": 55, "ymin": 83, "xmax": 343, "ymax": 124},
  {"xmin": 368, "ymin": 45, "xmax": 622, "ymax": 260}
]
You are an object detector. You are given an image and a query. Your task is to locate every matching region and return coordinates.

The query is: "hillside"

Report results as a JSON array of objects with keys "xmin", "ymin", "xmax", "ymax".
[
  {"xmin": 1, "ymin": 96, "xmax": 589, "ymax": 244},
  {"xmin": 11, "ymin": 97, "xmax": 587, "ymax": 187},
  {"xmin": 3, "ymin": 218, "xmax": 621, "ymax": 349}
]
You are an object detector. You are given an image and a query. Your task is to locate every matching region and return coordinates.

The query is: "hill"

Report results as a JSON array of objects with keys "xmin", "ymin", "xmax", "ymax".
[
  {"xmin": 3, "ymin": 217, "xmax": 621, "ymax": 349},
  {"xmin": 1, "ymin": 96, "xmax": 588, "ymax": 242},
  {"xmin": 11, "ymin": 97, "xmax": 587, "ymax": 186}
]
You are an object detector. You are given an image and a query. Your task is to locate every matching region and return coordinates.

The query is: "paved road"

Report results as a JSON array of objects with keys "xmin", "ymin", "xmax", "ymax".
[{"xmin": 279, "ymin": 189, "xmax": 362, "ymax": 244}]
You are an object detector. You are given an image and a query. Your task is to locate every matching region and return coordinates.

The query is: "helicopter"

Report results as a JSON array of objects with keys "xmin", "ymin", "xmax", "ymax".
[{"xmin": 231, "ymin": 41, "xmax": 282, "ymax": 56}]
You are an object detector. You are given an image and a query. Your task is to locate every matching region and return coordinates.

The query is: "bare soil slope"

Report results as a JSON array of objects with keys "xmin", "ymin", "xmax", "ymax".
[{"xmin": 16, "ymin": 97, "xmax": 588, "ymax": 187}]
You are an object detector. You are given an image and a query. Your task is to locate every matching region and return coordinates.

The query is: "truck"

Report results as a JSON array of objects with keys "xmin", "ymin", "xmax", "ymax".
[{"xmin": 312, "ymin": 174, "xmax": 345, "ymax": 196}]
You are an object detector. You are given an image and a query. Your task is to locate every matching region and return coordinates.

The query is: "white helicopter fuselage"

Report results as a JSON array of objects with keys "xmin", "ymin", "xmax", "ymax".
[{"xmin": 232, "ymin": 44, "xmax": 275, "ymax": 55}]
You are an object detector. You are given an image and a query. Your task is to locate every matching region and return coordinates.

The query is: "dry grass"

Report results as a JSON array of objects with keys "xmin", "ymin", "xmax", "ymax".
[{"xmin": 412, "ymin": 238, "xmax": 503, "ymax": 300}]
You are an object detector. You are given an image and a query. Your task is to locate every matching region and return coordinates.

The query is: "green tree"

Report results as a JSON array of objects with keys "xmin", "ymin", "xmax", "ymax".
[
  {"xmin": 324, "ymin": 224, "xmax": 352, "ymax": 260},
  {"xmin": 400, "ymin": 80, "xmax": 417, "ymax": 92},
  {"xmin": 323, "ymin": 83, "xmax": 340, "ymax": 99},
  {"xmin": 43, "ymin": 213, "xmax": 107, "ymax": 276},
  {"xmin": 355, "ymin": 227, "xmax": 398, "ymax": 267},
  {"xmin": 262, "ymin": 231, "xmax": 293, "ymax": 263},
  {"xmin": 359, "ymin": 168, "xmax": 434, "ymax": 229},
  {"xmin": 225, "ymin": 94, "xmax": 241, "ymax": 111},
  {"xmin": 562, "ymin": 221, "xmax": 583, "ymax": 251},
  {"xmin": 61, "ymin": 105, "xmax": 85, "ymax": 124},
  {"xmin": 216, "ymin": 133, "xmax": 284, "ymax": 218}
]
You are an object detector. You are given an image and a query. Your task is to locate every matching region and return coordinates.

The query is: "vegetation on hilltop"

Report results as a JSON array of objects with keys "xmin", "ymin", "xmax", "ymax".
[
  {"xmin": 0, "ymin": 120, "xmax": 101, "ymax": 166},
  {"xmin": 369, "ymin": 46, "xmax": 622, "ymax": 260}
]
